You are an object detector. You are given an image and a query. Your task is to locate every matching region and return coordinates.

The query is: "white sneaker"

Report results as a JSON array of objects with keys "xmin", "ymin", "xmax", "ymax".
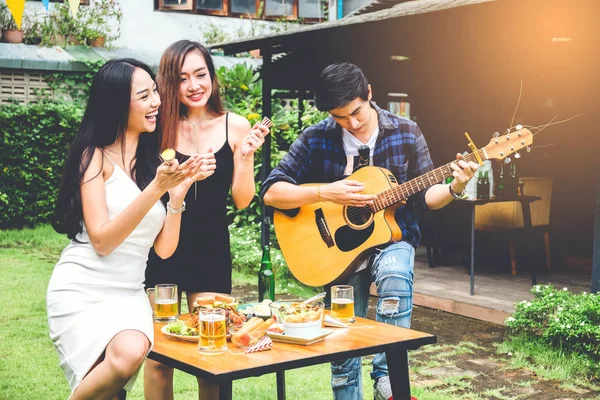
[{"xmin": 373, "ymin": 376, "xmax": 393, "ymax": 400}]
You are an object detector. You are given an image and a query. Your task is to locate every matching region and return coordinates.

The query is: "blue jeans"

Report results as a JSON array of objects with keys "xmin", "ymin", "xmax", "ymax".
[{"xmin": 330, "ymin": 241, "xmax": 415, "ymax": 400}]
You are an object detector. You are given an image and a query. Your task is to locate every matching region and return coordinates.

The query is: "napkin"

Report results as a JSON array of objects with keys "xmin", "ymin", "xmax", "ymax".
[
  {"xmin": 245, "ymin": 335, "xmax": 273, "ymax": 353},
  {"xmin": 324, "ymin": 315, "xmax": 349, "ymax": 328}
]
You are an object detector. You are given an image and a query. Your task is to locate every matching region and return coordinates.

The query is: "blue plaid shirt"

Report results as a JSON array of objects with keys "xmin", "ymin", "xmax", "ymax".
[{"xmin": 260, "ymin": 103, "xmax": 435, "ymax": 248}]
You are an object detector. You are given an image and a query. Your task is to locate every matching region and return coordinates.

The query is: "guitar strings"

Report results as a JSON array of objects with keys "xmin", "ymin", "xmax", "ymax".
[
  {"xmin": 508, "ymin": 77, "xmax": 523, "ymax": 131},
  {"xmin": 529, "ymin": 113, "xmax": 582, "ymax": 136},
  {"xmin": 343, "ymin": 157, "xmax": 479, "ymax": 221},
  {"xmin": 339, "ymin": 152, "xmax": 483, "ymax": 222}
]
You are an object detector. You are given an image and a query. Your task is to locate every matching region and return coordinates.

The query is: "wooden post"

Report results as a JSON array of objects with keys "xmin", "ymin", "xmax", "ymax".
[
  {"xmin": 592, "ymin": 183, "xmax": 600, "ymax": 293},
  {"xmin": 261, "ymin": 47, "xmax": 273, "ymax": 248},
  {"xmin": 298, "ymin": 92, "xmax": 304, "ymax": 132}
]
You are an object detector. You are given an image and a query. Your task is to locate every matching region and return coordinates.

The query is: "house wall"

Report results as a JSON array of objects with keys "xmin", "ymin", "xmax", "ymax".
[
  {"xmin": 115, "ymin": 0, "xmax": 279, "ymax": 52},
  {"xmin": 0, "ymin": 69, "xmax": 56, "ymax": 105},
  {"xmin": 24, "ymin": 0, "xmax": 280, "ymax": 52}
]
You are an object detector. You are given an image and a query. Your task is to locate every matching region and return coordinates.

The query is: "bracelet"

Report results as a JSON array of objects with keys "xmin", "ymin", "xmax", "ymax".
[
  {"xmin": 448, "ymin": 183, "xmax": 465, "ymax": 200},
  {"xmin": 317, "ymin": 185, "xmax": 322, "ymax": 201},
  {"xmin": 167, "ymin": 200, "xmax": 186, "ymax": 215}
]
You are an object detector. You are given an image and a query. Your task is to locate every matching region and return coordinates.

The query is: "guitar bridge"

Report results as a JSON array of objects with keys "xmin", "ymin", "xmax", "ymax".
[{"xmin": 315, "ymin": 209, "xmax": 335, "ymax": 248}]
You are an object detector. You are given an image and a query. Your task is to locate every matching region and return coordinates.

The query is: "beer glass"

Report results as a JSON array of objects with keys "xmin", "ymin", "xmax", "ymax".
[
  {"xmin": 331, "ymin": 285, "xmax": 355, "ymax": 323},
  {"xmin": 198, "ymin": 308, "xmax": 228, "ymax": 355},
  {"xmin": 147, "ymin": 283, "xmax": 178, "ymax": 322}
]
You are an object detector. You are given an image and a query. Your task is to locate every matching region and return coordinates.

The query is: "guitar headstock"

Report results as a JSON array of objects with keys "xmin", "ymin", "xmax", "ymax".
[{"xmin": 483, "ymin": 128, "xmax": 533, "ymax": 161}]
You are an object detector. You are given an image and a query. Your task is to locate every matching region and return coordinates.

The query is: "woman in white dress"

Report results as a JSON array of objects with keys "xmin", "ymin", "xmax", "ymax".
[{"xmin": 47, "ymin": 58, "xmax": 216, "ymax": 400}]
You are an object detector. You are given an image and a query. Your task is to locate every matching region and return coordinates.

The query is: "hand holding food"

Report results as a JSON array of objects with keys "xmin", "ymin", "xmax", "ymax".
[{"xmin": 161, "ymin": 148, "xmax": 176, "ymax": 165}]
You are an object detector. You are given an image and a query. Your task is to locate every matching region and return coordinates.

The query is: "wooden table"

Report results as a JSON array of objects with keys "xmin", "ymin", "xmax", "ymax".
[{"xmin": 148, "ymin": 314, "xmax": 436, "ymax": 400}]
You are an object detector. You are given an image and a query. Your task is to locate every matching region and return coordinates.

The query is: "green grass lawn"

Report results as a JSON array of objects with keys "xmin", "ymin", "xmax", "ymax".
[
  {"xmin": 0, "ymin": 226, "xmax": 379, "ymax": 400},
  {"xmin": 4, "ymin": 225, "xmax": 598, "ymax": 400}
]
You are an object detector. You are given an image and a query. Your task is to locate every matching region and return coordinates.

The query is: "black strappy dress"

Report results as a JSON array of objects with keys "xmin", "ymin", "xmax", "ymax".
[{"xmin": 145, "ymin": 113, "xmax": 234, "ymax": 293}]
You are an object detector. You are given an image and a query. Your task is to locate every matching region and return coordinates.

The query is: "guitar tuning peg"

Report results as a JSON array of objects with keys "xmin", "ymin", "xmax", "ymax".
[
  {"xmin": 516, "ymin": 124, "xmax": 523, "ymax": 130},
  {"xmin": 504, "ymin": 157, "xmax": 512, "ymax": 164},
  {"xmin": 514, "ymin": 152, "xmax": 521, "ymax": 159},
  {"xmin": 526, "ymin": 146, "xmax": 531, "ymax": 153},
  {"xmin": 506, "ymin": 128, "xmax": 511, "ymax": 134},
  {"xmin": 493, "ymin": 131, "xmax": 500, "ymax": 138}
]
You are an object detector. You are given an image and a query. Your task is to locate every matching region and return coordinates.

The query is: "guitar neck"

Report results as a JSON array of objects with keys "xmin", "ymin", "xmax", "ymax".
[{"xmin": 373, "ymin": 149, "xmax": 486, "ymax": 211}]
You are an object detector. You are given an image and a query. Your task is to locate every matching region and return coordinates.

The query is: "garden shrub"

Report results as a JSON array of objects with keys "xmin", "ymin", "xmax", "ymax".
[
  {"xmin": 506, "ymin": 284, "xmax": 600, "ymax": 373},
  {"xmin": 0, "ymin": 100, "xmax": 83, "ymax": 228},
  {"xmin": 0, "ymin": 63, "xmax": 328, "ymax": 230}
]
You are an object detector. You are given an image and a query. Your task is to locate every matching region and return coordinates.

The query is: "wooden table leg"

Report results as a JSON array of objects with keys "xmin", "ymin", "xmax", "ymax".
[
  {"xmin": 276, "ymin": 371, "xmax": 286, "ymax": 400},
  {"xmin": 386, "ymin": 349, "xmax": 411, "ymax": 400},
  {"xmin": 470, "ymin": 205, "xmax": 476, "ymax": 296},
  {"xmin": 219, "ymin": 381, "xmax": 232, "ymax": 400},
  {"xmin": 520, "ymin": 200, "xmax": 537, "ymax": 286}
]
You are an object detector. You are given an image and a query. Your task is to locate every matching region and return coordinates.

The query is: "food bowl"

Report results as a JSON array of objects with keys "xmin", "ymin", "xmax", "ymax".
[
  {"xmin": 270, "ymin": 301, "xmax": 325, "ymax": 338},
  {"xmin": 253, "ymin": 299, "xmax": 273, "ymax": 319},
  {"xmin": 282, "ymin": 319, "xmax": 322, "ymax": 338},
  {"xmin": 268, "ymin": 300, "xmax": 303, "ymax": 323},
  {"xmin": 229, "ymin": 323, "xmax": 267, "ymax": 348}
]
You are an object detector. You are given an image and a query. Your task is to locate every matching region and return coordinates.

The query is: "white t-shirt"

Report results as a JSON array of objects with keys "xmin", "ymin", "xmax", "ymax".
[
  {"xmin": 342, "ymin": 127, "xmax": 379, "ymax": 176},
  {"xmin": 341, "ymin": 127, "xmax": 379, "ymax": 272}
]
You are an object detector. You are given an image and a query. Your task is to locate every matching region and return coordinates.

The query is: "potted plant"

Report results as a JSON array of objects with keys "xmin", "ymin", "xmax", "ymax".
[
  {"xmin": 82, "ymin": 27, "xmax": 104, "ymax": 47},
  {"xmin": 0, "ymin": 2, "xmax": 27, "ymax": 44},
  {"xmin": 23, "ymin": 17, "xmax": 42, "ymax": 45},
  {"xmin": 36, "ymin": 3, "xmax": 83, "ymax": 47},
  {"xmin": 80, "ymin": 0, "xmax": 122, "ymax": 47}
]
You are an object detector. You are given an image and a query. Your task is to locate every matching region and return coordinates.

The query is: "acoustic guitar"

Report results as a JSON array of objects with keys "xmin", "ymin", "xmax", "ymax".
[{"xmin": 273, "ymin": 128, "xmax": 533, "ymax": 286}]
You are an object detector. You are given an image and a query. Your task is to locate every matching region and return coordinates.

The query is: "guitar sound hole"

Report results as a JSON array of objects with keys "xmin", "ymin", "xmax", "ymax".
[{"xmin": 346, "ymin": 206, "xmax": 373, "ymax": 227}]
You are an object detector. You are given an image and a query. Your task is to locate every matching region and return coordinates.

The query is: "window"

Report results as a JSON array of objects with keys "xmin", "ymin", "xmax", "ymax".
[
  {"xmin": 160, "ymin": 0, "xmax": 193, "ymax": 10},
  {"xmin": 231, "ymin": 0, "xmax": 256, "ymax": 14},
  {"xmin": 196, "ymin": 0, "xmax": 227, "ymax": 15},
  {"xmin": 158, "ymin": 0, "xmax": 327, "ymax": 21},
  {"xmin": 299, "ymin": 0, "xmax": 322, "ymax": 19},
  {"xmin": 265, "ymin": 0, "xmax": 294, "ymax": 17}
]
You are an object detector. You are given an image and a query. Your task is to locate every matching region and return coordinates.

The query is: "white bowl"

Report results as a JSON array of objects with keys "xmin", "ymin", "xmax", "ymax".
[{"xmin": 283, "ymin": 319, "xmax": 322, "ymax": 339}]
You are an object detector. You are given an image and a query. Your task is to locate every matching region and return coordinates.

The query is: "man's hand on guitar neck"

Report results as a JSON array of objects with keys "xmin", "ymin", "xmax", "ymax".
[
  {"xmin": 318, "ymin": 180, "xmax": 376, "ymax": 207},
  {"xmin": 449, "ymin": 153, "xmax": 479, "ymax": 193},
  {"xmin": 425, "ymin": 153, "xmax": 479, "ymax": 210}
]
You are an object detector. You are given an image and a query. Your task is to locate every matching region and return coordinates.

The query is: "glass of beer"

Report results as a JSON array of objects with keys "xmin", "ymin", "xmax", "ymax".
[
  {"xmin": 198, "ymin": 308, "xmax": 228, "ymax": 355},
  {"xmin": 148, "ymin": 283, "xmax": 178, "ymax": 322},
  {"xmin": 331, "ymin": 285, "xmax": 355, "ymax": 323}
]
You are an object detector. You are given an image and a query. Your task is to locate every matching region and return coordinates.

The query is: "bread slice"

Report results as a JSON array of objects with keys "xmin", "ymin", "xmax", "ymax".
[
  {"xmin": 215, "ymin": 294, "xmax": 236, "ymax": 305},
  {"xmin": 194, "ymin": 295, "xmax": 216, "ymax": 307}
]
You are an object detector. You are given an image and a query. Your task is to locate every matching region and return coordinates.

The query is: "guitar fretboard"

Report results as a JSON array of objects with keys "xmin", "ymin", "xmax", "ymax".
[{"xmin": 372, "ymin": 149, "xmax": 486, "ymax": 211}]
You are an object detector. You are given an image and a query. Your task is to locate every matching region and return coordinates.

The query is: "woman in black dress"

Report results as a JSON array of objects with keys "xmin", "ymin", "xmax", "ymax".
[{"xmin": 144, "ymin": 40, "xmax": 270, "ymax": 400}]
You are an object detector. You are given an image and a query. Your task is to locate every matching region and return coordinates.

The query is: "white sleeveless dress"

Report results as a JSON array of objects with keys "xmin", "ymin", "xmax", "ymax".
[{"xmin": 47, "ymin": 163, "xmax": 166, "ymax": 396}]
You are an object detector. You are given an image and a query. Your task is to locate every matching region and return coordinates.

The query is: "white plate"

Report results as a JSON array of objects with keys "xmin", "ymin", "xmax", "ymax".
[
  {"xmin": 267, "ymin": 329, "xmax": 334, "ymax": 345},
  {"xmin": 161, "ymin": 325, "xmax": 199, "ymax": 342}
]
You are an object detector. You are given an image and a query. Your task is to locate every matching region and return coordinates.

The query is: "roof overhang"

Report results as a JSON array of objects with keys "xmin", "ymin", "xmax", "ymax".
[{"xmin": 210, "ymin": 0, "xmax": 496, "ymax": 55}]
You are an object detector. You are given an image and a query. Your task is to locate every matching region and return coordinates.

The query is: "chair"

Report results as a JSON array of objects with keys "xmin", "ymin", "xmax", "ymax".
[{"xmin": 474, "ymin": 177, "xmax": 554, "ymax": 274}]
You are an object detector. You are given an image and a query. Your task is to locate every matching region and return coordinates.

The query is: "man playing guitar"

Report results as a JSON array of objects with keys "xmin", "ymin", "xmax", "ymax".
[{"xmin": 261, "ymin": 63, "xmax": 478, "ymax": 400}]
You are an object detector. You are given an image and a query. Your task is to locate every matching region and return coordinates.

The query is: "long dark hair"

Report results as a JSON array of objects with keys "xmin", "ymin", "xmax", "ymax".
[
  {"xmin": 52, "ymin": 58, "xmax": 161, "ymax": 240},
  {"xmin": 157, "ymin": 40, "xmax": 224, "ymax": 151}
]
